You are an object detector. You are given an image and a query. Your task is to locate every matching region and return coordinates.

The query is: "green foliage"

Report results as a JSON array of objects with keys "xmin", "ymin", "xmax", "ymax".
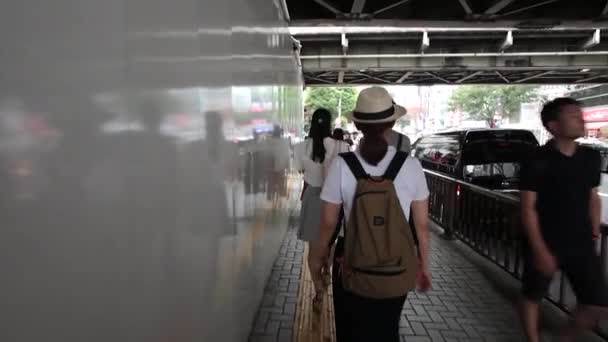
[
  {"xmin": 304, "ymin": 87, "xmax": 357, "ymax": 119},
  {"xmin": 449, "ymin": 85, "xmax": 539, "ymax": 126}
]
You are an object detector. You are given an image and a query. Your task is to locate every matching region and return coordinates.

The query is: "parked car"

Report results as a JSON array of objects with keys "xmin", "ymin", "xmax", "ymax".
[
  {"xmin": 577, "ymin": 138, "xmax": 608, "ymax": 223},
  {"xmin": 412, "ymin": 129, "xmax": 539, "ymax": 192},
  {"xmin": 578, "ymin": 137, "xmax": 608, "ymax": 172}
]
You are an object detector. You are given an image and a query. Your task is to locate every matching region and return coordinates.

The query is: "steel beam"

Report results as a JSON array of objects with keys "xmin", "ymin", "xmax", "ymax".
[
  {"xmin": 458, "ymin": 0, "xmax": 473, "ymax": 15},
  {"xmin": 312, "ymin": 0, "xmax": 341, "ymax": 14},
  {"xmin": 354, "ymin": 71, "xmax": 391, "ymax": 83},
  {"xmin": 496, "ymin": 71, "xmax": 511, "ymax": 83},
  {"xmin": 347, "ymin": 77, "xmax": 371, "ymax": 83},
  {"xmin": 485, "ymin": 0, "xmax": 516, "ymax": 15},
  {"xmin": 341, "ymin": 33, "xmax": 349, "ymax": 55},
  {"xmin": 373, "ymin": 0, "xmax": 412, "ymax": 15},
  {"xmin": 301, "ymin": 55, "xmax": 608, "ymax": 75},
  {"xmin": 278, "ymin": 0, "xmax": 291, "ymax": 21},
  {"xmin": 396, "ymin": 71, "xmax": 413, "ymax": 83},
  {"xmin": 289, "ymin": 20, "xmax": 605, "ymax": 33},
  {"xmin": 338, "ymin": 71, "xmax": 345, "ymax": 83},
  {"xmin": 300, "ymin": 44, "xmax": 608, "ymax": 72},
  {"xmin": 304, "ymin": 75, "xmax": 334, "ymax": 84},
  {"xmin": 501, "ymin": 0, "xmax": 560, "ymax": 17},
  {"xmin": 498, "ymin": 30, "xmax": 513, "ymax": 51},
  {"xmin": 575, "ymin": 73, "xmax": 608, "ymax": 83},
  {"xmin": 351, "ymin": 0, "xmax": 366, "ymax": 13},
  {"xmin": 456, "ymin": 71, "xmax": 484, "ymax": 83},
  {"xmin": 513, "ymin": 71, "xmax": 553, "ymax": 83},
  {"xmin": 402, "ymin": 77, "xmax": 435, "ymax": 84},
  {"xmin": 300, "ymin": 51, "xmax": 608, "ymax": 58},
  {"xmin": 304, "ymin": 73, "xmax": 608, "ymax": 85},
  {"xmin": 303, "ymin": 70, "xmax": 607, "ymax": 85},
  {"xmin": 579, "ymin": 29, "xmax": 601, "ymax": 50},
  {"xmin": 426, "ymin": 72, "xmax": 451, "ymax": 83},
  {"xmin": 318, "ymin": 71, "xmax": 336, "ymax": 77},
  {"xmin": 296, "ymin": 32, "xmax": 591, "ymax": 43},
  {"xmin": 421, "ymin": 31, "xmax": 430, "ymax": 52},
  {"xmin": 291, "ymin": 37, "xmax": 302, "ymax": 67}
]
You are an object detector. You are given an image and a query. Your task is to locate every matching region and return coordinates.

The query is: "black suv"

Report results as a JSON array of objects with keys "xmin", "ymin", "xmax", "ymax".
[{"xmin": 412, "ymin": 129, "xmax": 539, "ymax": 191}]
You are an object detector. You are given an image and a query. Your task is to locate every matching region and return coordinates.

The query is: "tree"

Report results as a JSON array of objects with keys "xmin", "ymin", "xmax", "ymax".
[
  {"xmin": 448, "ymin": 85, "xmax": 539, "ymax": 127},
  {"xmin": 304, "ymin": 87, "xmax": 357, "ymax": 119}
]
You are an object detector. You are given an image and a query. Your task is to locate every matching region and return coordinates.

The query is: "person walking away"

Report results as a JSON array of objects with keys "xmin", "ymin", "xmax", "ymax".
[
  {"xmin": 385, "ymin": 100, "xmax": 411, "ymax": 153},
  {"xmin": 309, "ymin": 87, "xmax": 432, "ymax": 342},
  {"xmin": 333, "ymin": 128, "xmax": 354, "ymax": 148},
  {"xmin": 343, "ymin": 132, "xmax": 354, "ymax": 147},
  {"xmin": 332, "ymin": 128, "xmax": 345, "ymax": 141},
  {"xmin": 519, "ymin": 97, "xmax": 608, "ymax": 342},
  {"xmin": 293, "ymin": 109, "xmax": 348, "ymax": 243}
]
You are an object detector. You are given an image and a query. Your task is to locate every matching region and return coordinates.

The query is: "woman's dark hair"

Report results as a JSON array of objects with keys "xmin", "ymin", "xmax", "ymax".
[
  {"xmin": 332, "ymin": 128, "xmax": 345, "ymax": 141},
  {"xmin": 355, "ymin": 121, "xmax": 395, "ymax": 166},
  {"xmin": 309, "ymin": 108, "xmax": 332, "ymax": 163}
]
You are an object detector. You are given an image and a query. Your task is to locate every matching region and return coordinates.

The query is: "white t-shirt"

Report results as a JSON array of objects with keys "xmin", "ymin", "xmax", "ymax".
[
  {"xmin": 321, "ymin": 146, "xmax": 429, "ymax": 234},
  {"xmin": 293, "ymin": 138, "xmax": 350, "ymax": 187}
]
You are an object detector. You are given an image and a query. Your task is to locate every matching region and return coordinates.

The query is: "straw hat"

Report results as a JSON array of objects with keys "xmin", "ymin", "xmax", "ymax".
[{"xmin": 347, "ymin": 87, "xmax": 407, "ymax": 123}]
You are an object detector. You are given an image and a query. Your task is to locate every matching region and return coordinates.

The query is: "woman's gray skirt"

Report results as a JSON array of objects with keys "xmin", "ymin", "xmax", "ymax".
[{"xmin": 298, "ymin": 186, "xmax": 322, "ymax": 242}]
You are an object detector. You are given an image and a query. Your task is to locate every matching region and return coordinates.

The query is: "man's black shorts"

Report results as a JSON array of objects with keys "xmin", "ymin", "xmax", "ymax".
[{"xmin": 522, "ymin": 244, "xmax": 608, "ymax": 307}]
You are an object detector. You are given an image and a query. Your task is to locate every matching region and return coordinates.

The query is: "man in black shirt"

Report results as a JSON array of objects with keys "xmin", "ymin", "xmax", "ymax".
[{"xmin": 519, "ymin": 97, "xmax": 608, "ymax": 342}]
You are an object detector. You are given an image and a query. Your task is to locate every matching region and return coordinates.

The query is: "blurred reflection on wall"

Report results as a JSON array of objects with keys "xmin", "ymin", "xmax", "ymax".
[{"xmin": 0, "ymin": 0, "xmax": 301, "ymax": 341}]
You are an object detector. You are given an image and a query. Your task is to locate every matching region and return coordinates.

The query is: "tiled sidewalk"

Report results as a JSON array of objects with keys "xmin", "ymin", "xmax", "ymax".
[
  {"xmin": 249, "ymin": 224, "xmax": 528, "ymax": 342},
  {"xmin": 249, "ymin": 225, "xmax": 304, "ymax": 342}
]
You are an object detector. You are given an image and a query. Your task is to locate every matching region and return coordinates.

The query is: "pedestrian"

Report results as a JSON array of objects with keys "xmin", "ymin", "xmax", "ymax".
[
  {"xmin": 293, "ymin": 109, "xmax": 349, "ymax": 243},
  {"xmin": 519, "ymin": 97, "xmax": 608, "ymax": 342},
  {"xmin": 332, "ymin": 128, "xmax": 345, "ymax": 141},
  {"xmin": 386, "ymin": 100, "xmax": 412, "ymax": 153},
  {"xmin": 308, "ymin": 87, "xmax": 432, "ymax": 342}
]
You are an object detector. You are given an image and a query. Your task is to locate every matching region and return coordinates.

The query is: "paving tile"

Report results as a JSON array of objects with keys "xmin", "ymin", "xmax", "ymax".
[
  {"xmin": 249, "ymin": 226, "xmax": 304, "ymax": 342},
  {"xmin": 250, "ymin": 226, "xmax": 526, "ymax": 341}
]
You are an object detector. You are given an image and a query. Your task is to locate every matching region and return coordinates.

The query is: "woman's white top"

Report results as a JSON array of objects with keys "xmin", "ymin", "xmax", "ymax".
[
  {"xmin": 293, "ymin": 137, "xmax": 350, "ymax": 187},
  {"xmin": 321, "ymin": 146, "xmax": 429, "ymax": 235}
]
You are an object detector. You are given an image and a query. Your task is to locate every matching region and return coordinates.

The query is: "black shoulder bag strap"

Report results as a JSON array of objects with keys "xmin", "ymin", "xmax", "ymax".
[
  {"xmin": 340, "ymin": 152, "xmax": 368, "ymax": 180},
  {"xmin": 383, "ymin": 151, "xmax": 420, "ymax": 251},
  {"xmin": 383, "ymin": 151, "xmax": 408, "ymax": 181},
  {"xmin": 396, "ymin": 133, "xmax": 403, "ymax": 151}
]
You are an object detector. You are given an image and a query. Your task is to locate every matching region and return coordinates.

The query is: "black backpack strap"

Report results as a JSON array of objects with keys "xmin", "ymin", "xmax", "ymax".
[
  {"xmin": 340, "ymin": 152, "xmax": 368, "ymax": 180},
  {"xmin": 396, "ymin": 133, "xmax": 403, "ymax": 151},
  {"xmin": 383, "ymin": 151, "xmax": 408, "ymax": 181}
]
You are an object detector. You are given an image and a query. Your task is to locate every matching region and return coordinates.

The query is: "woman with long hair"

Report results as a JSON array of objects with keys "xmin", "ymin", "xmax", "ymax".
[
  {"xmin": 309, "ymin": 87, "xmax": 432, "ymax": 342},
  {"xmin": 293, "ymin": 109, "xmax": 349, "ymax": 243}
]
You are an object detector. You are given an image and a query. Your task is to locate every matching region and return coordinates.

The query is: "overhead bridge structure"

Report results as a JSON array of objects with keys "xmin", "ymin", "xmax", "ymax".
[{"xmin": 284, "ymin": 0, "xmax": 608, "ymax": 84}]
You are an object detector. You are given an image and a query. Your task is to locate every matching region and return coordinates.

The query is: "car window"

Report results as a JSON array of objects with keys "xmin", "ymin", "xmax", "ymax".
[
  {"xmin": 415, "ymin": 134, "xmax": 460, "ymax": 174},
  {"xmin": 578, "ymin": 139, "xmax": 608, "ymax": 173},
  {"xmin": 462, "ymin": 130, "xmax": 538, "ymax": 189}
]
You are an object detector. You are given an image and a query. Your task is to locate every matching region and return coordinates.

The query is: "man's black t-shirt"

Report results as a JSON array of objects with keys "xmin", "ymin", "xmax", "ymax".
[{"xmin": 519, "ymin": 142, "xmax": 601, "ymax": 252}]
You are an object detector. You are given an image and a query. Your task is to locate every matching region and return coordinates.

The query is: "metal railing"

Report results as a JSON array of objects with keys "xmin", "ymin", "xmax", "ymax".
[{"xmin": 425, "ymin": 170, "xmax": 608, "ymax": 337}]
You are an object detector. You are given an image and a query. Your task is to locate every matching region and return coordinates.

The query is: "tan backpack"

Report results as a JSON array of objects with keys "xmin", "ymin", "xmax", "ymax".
[{"xmin": 340, "ymin": 151, "xmax": 418, "ymax": 299}]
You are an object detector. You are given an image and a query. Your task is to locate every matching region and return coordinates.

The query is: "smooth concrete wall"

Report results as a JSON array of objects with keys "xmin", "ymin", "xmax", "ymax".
[{"xmin": 0, "ymin": 0, "xmax": 301, "ymax": 341}]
